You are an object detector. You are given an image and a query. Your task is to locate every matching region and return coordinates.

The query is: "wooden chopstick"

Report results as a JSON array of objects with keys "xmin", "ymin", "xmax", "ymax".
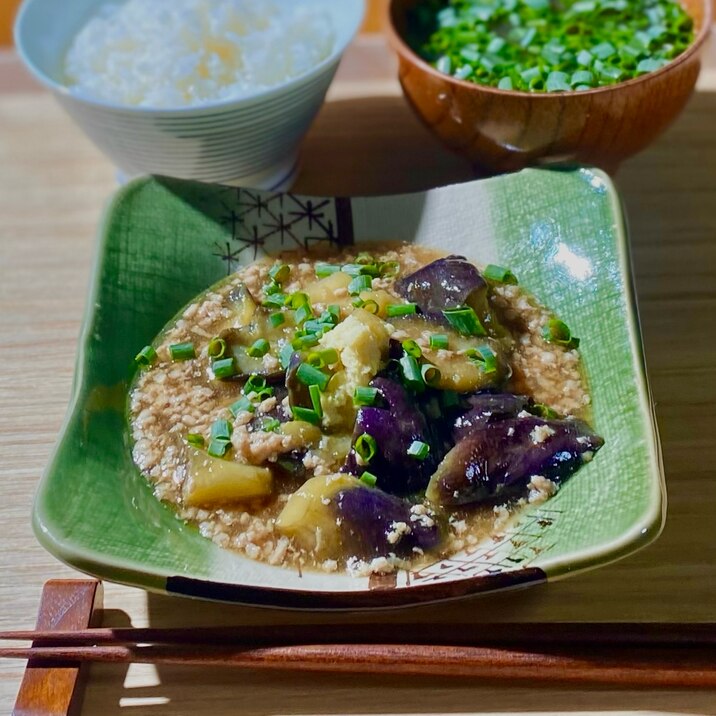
[
  {"xmin": 1, "ymin": 642, "xmax": 716, "ymax": 688},
  {"xmin": 2, "ymin": 622, "xmax": 716, "ymax": 647}
]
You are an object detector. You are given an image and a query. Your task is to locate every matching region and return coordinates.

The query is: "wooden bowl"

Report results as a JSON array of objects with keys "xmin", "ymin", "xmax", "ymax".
[{"xmin": 386, "ymin": 0, "xmax": 711, "ymax": 173}]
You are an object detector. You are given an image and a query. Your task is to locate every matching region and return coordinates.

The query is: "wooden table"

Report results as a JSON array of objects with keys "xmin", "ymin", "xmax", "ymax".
[{"xmin": 1, "ymin": 35, "xmax": 716, "ymax": 714}]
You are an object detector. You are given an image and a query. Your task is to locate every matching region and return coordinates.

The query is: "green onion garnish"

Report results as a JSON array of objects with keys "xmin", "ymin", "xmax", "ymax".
[
  {"xmin": 354, "ymin": 433, "xmax": 377, "ymax": 464},
  {"xmin": 185, "ymin": 433, "xmax": 205, "ymax": 448},
  {"xmin": 442, "ymin": 306, "xmax": 486, "ymax": 336},
  {"xmin": 207, "ymin": 438, "xmax": 231, "ymax": 458},
  {"xmin": 263, "ymin": 293, "xmax": 286, "ymax": 309},
  {"xmin": 379, "ymin": 260, "xmax": 399, "ymax": 277},
  {"xmin": 542, "ymin": 318, "xmax": 580, "ymax": 349},
  {"xmin": 264, "ymin": 281, "xmax": 282, "ymax": 296},
  {"xmin": 351, "ymin": 297, "xmax": 365, "ymax": 308},
  {"xmin": 386, "ymin": 303, "xmax": 417, "ymax": 317},
  {"xmin": 269, "ymin": 263, "xmax": 290, "ymax": 284},
  {"xmin": 429, "ymin": 334, "xmax": 449, "ymax": 350},
  {"xmin": 531, "ymin": 403, "xmax": 560, "ymax": 419},
  {"xmin": 269, "ymin": 312, "xmax": 286, "ymax": 328},
  {"xmin": 362, "ymin": 299, "xmax": 379, "ymax": 315},
  {"xmin": 294, "ymin": 303, "xmax": 313, "ymax": 326},
  {"xmin": 309, "ymin": 384, "xmax": 323, "ymax": 418},
  {"xmin": 279, "ymin": 343, "xmax": 294, "ymax": 370},
  {"xmin": 135, "ymin": 345, "xmax": 157, "ymax": 367},
  {"xmin": 402, "ymin": 339, "xmax": 422, "ymax": 358},
  {"xmin": 229, "ymin": 396, "xmax": 255, "ymax": 416},
  {"xmin": 399, "ymin": 354, "xmax": 424, "ymax": 389},
  {"xmin": 261, "ymin": 417, "xmax": 281, "ymax": 433},
  {"xmin": 285, "ymin": 292, "xmax": 310, "ymax": 309},
  {"xmin": 210, "ymin": 418, "xmax": 232, "ymax": 441},
  {"xmin": 212, "ymin": 357, "xmax": 236, "ymax": 379},
  {"xmin": 169, "ymin": 342, "xmax": 195, "ymax": 362},
  {"xmin": 359, "ymin": 471, "xmax": 378, "ymax": 488},
  {"xmin": 291, "ymin": 406, "xmax": 321, "ymax": 425},
  {"xmin": 407, "ymin": 440, "xmax": 430, "ymax": 460},
  {"xmin": 355, "ymin": 252, "xmax": 374, "ymax": 265},
  {"xmin": 467, "ymin": 345, "xmax": 498, "ymax": 374},
  {"xmin": 348, "ymin": 275, "xmax": 373, "ymax": 295},
  {"xmin": 207, "ymin": 337, "xmax": 227, "ymax": 359},
  {"xmin": 302, "ymin": 320, "xmax": 329, "ymax": 336},
  {"xmin": 353, "ymin": 386, "xmax": 379, "ymax": 406},
  {"xmin": 307, "ymin": 349, "xmax": 338, "ymax": 368},
  {"xmin": 315, "ymin": 262, "xmax": 341, "ymax": 278},
  {"xmin": 244, "ymin": 373, "xmax": 267, "ymax": 394},
  {"xmin": 296, "ymin": 363, "xmax": 330, "ymax": 391},
  {"xmin": 246, "ymin": 339, "xmax": 270, "ymax": 358},
  {"xmin": 420, "ymin": 363, "xmax": 441, "ymax": 386},
  {"xmin": 484, "ymin": 264, "xmax": 518, "ymax": 285},
  {"xmin": 291, "ymin": 334, "xmax": 320, "ymax": 350}
]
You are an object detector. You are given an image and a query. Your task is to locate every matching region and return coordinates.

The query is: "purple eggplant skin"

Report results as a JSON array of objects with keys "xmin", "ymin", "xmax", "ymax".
[
  {"xmin": 426, "ymin": 416, "xmax": 604, "ymax": 506},
  {"xmin": 453, "ymin": 392, "xmax": 531, "ymax": 441},
  {"xmin": 394, "ymin": 255, "xmax": 487, "ymax": 316},
  {"xmin": 334, "ymin": 487, "xmax": 441, "ymax": 558},
  {"xmin": 285, "ymin": 351, "xmax": 312, "ymax": 410},
  {"xmin": 343, "ymin": 377, "xmax": 439, "ymax": 495}
]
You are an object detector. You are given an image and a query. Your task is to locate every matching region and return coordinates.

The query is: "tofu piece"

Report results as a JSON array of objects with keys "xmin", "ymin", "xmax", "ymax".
[{"xmin": 318, "ymin": 309, "xmax": 390, "ymax": 429}]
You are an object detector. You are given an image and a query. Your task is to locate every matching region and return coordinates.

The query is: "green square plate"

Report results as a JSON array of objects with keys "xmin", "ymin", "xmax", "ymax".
[{"xmin": 34, "ymin": 168, "xmax": 664, "ymax": 609}]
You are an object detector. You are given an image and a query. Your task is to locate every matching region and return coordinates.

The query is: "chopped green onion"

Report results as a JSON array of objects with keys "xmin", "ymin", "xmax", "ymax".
[
  {"xmin": 341, "ymin": 263, "xmax": 363, "ymax": 277},
  {"xmin": 263, "ymin": 293, "xmax": 287, "ymax": 309},
  {"xmin": 285, "ymin": 292, "xmax": 310, "ymax": 309},
  {"xmin": 291, "ymin": 334, "xmax": 320, "ymax": 350},
  {"xmin": 169, "ymin": 342, "xmax": 195, "ymax": 362},
  {"xmin": 315, "ymin": 262, "xmax": 341, "ymax": 278},
  {"xmin": 207, "ymin": 337, "xmax": 227, "ymax": 359},
  {"xmin": 483, "ymin": 264, "xmax": 518, "ymax": 284},
  {"xmin": 246, "ymin": 339, "xmax": 270, "ymax": 358},
  {"xmin": 135, "ymin": 345, "xmax": 157, "ymax": 367},
  {"xmin": 294, "ymin": 303, "xmax": 313, "ymax": 325},
  {"xmin": 351, "ymin": 297, "xmax": 364, "ymax": 308},
  {"xmin": 260, "ymin": 417, "xmax": 281, "ymax": 433},
  {"xmin": 296, "ymin": 363, "xmax": 330, "ymax": 391},
  {"xmin": 353, "ymin": 386, "xmax": 379, "ymax": 406},
  {"xmin": 244, "ymin": 373, "xmax": 267, "ymax": 394},
  {"xmin": 307, "ymin": 348, "xmax": 339, "ymax": 368},
  {"xmin": 379, "ymin": 261, "xmax": 399, "ymax": 277},
  {"xmin": 421, "ymin": 363, "xmax": 441, "ymax": 386},
  {"xmin": 212, "ymin": 357, "xmax": 236, "ymax": 379},
  {"xmin": 407, "ymin": 440, "xmax": 430, "ymax": 460},
  {"xmin": 302, "ymin": 320, "xmax": 329, "ymax": 336},
  {"xmin": 264, "ymin": 281, "xmax": 282, "ymax": 296},
  {"xmin": 467, "ymin": 345, "xmax": 498, "ymax": 374},
  {"xmin": 229, "ymin": 396, "xmax": 255, "ymax": 416},
  {"xmin": 327, "ymin": 304, "xmax": 341, "ymax": 320},
  {"xmin": 354, "ymin": 433, "xmax": 377, "ymax": 464},
  {"xmin": 279, "ymin": 343, "xmax": 295, "ymax": 370},
  {"xmin": 429, "ymin": 334, "xmax": 449, "ymax": 350},
  {"xmin": 355, "ymin": 252, "xmax": 374, "ymax": 265},
  {"xmin": 185, "ymin": 433, "xmax": 205, "ymax": 448},
  {"xmin": 542, "ymin": 318, "xmax": 580, "ymax": 349},
  {"xmin": 359, "ymin": 471, "xmax": 378, "ymax": 488},
  {"xmin": 269, "ymin": 263, "xmax": 290, "ymax": 284},
  {"xmin": 498, "ymin": 76, "xmax": 513, "ymax": 90},
  {"xmin": 402, "ymin": 339, "xmax": 422, "ymax": 358},
  {"xmin": 269, "ymin": 312, "xmax": 286, "ymax": 328},
  {"xmin": 210, "ymin": 418, "xmax": 232, "ymax": 441},
  {"xmin": 348, "ymin": 275, "xmax": 373, "ymax": 295},
  {"xmin": 530, "ymin": 403, "xmax": 560, "ymax": 419},
  {"xmin": 362, "ymin": 299, "xmax": 379, "ymax": 315},
  {"xmin": 207, "ymin": 438, "xmax": 231, "ymax": 458},
  {"xmin": 308, "ymin": 384, "xmax": 324, "ymax": 418},
  {"xmin": 399, "ymin": 354, "xmax": 424, "ymax": 389},
  {"xmin": 386, "ymin": 303, "xmax": 417, "ymax": 317},
  {"xmin": 442, "ymin": 306, "xmax": 486, "ymax": 336},
  {"xmin": 291, "ymin": 406, "xmax": 321, "ymax": 425}
]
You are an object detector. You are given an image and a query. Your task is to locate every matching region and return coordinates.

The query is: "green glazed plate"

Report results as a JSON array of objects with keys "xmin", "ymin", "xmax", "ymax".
[{"xmin": 35, "ymin": 169, "xmax": 664, "ymax": 609}]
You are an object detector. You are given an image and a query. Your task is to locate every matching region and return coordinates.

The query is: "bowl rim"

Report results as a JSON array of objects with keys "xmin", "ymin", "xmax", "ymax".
[
  {"xmin": 386, "ymin": 0, "xmax": 712, "ymax": 100},
  {"xmin": 13, "ymin": 0, "xmax": 365, "ymax": 116}
]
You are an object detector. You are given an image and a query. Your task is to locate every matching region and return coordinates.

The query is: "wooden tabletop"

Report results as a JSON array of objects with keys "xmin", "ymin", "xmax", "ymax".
[{"xmin": 2, "ymin": 35, "xmax": 716, "ymax": 714}]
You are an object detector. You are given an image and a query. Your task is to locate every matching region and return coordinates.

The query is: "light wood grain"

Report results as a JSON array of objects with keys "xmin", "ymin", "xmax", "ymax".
[{"xmin": 1, "ymin": 38, "xmax": 716, "ymax": 714}]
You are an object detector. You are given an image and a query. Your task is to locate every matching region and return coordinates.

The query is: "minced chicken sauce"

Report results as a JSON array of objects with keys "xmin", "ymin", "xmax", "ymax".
[{"xmin": 129, "ymin": 244, "xmax": 603, "ymax": 576}]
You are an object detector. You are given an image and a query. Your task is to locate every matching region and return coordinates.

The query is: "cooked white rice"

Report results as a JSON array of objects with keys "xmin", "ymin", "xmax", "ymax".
[{"xmin": 64, "ymin": 0, "xmax": 335, "ymax": 108}]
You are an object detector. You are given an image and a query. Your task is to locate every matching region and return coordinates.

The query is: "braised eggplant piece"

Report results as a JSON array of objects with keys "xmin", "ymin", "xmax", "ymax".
[
  {"xmin": 285, "ymin": 351, "xmax": 310, "ymax": 410},
  {"xmin": 427, "ymin": 416, "xmax": 604, "ymax": 506},
  {"xmin": 453, "ymin": 392, "xmax": 531, "ymax": 441},
  {"xmin": 394, "ymin": 255, "xmax": 487, "ymax": 317},
  {"xmin": 343, "ymin": 377, "xmax": 438, "ymax": 494},
  {"xmin": 335, "ymin": 487, "xmax": 442, "ymax": 558}
]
